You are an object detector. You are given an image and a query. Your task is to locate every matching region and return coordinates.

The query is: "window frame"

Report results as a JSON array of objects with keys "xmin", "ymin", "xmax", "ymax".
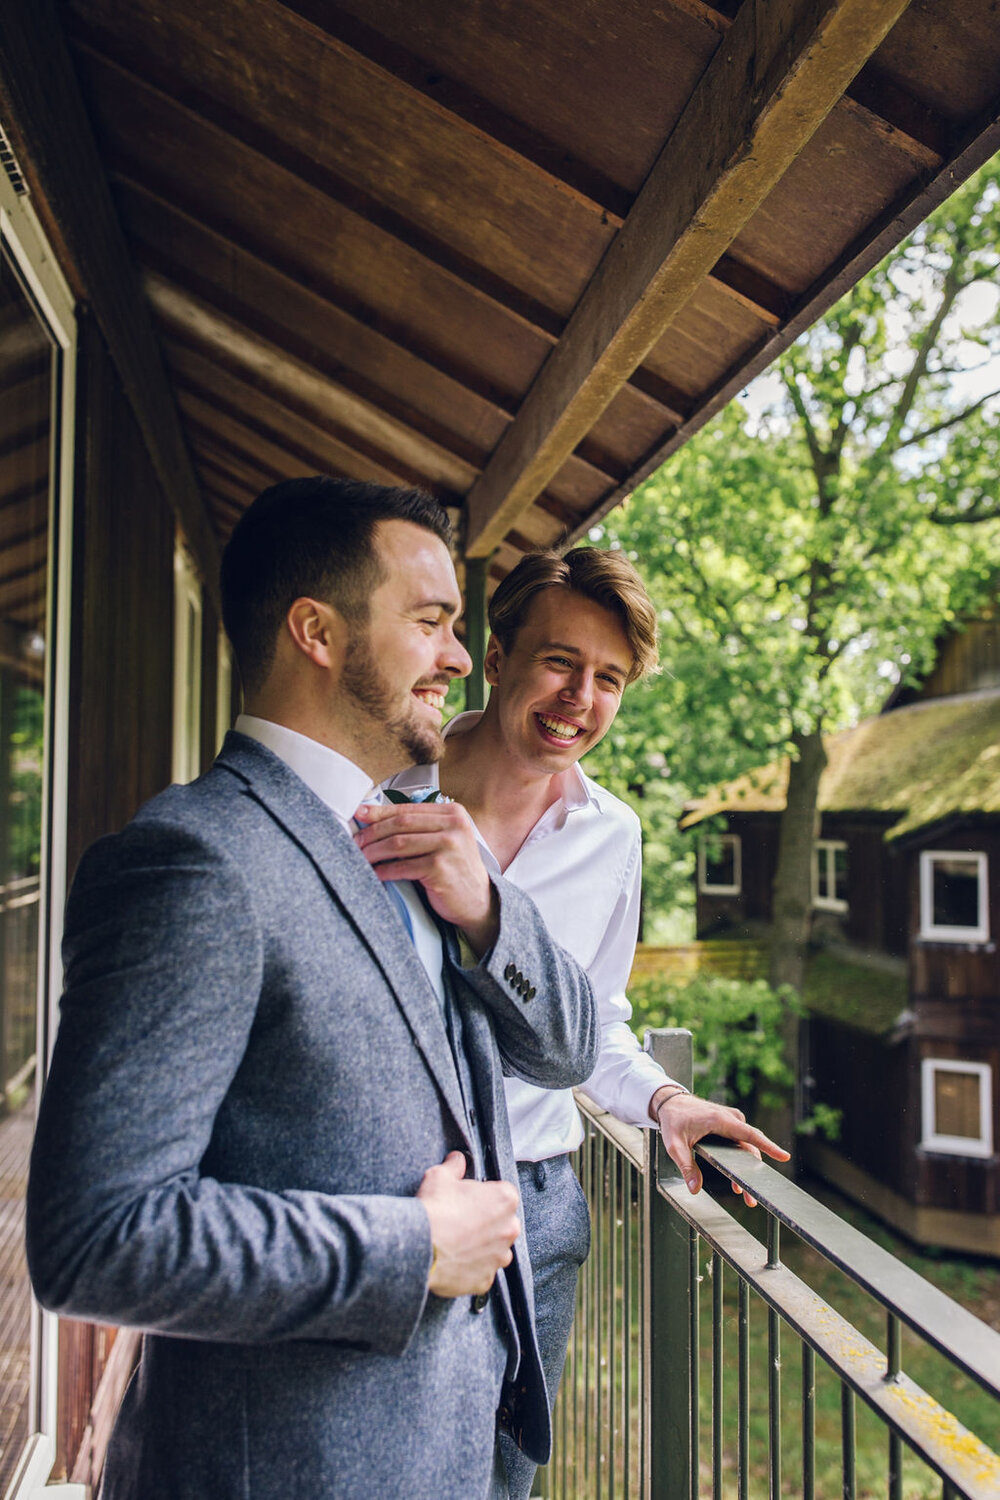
[
  {"xmin": 215, "ymin": 627, "xmax": 233, "ymax": 753},
  {"xmin": 918, "ymin": 849, "xmax": 989, "ymax": 944},
  {"xmin": 172, "ymin": 544, "xmax": 203, "ymax": 784},
  {"xmin": 698, "ymin": 832, "xmax": 742, "ymax": 896},
  {"xmin": 813, "ymin": 838, "xmax": 848, "ymax": 913},
  {"xmin": 1, "ymin": 164, "xmax": 78, "ymax": 1500},
  {"xmin": 920, "ymin": 1058, "xmax": 994, "ymax": 1159}
]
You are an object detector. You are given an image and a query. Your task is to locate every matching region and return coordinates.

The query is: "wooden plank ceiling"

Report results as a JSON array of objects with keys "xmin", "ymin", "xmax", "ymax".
[{"xmin": 18, "ymin": 0, "xmax": 1000, "ymax": 585}]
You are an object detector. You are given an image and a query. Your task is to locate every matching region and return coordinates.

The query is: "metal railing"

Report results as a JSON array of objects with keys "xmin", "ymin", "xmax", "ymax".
[{"xmin": 538, "ymin": 1030, "xmax": 1000, "ymax": 1500}]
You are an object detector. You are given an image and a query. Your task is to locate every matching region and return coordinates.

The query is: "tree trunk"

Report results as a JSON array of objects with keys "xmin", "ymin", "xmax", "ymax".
[
  {"xmin": 769, "ymin": 727, "xmax": 827, "ymax": 992},
  {"xmin": 761, "ymin": 727, "xmax": 827, "ymax": 1169}
]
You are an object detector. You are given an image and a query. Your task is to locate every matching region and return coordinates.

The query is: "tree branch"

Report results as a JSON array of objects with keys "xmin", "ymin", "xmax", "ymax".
[
  {"xmin": 930, "ymin": 501, "xmax": 1000, "ymax": 525},
  {"xmin": 895, "ymin": 387, "xmax": 1000, "ymax": 451}
]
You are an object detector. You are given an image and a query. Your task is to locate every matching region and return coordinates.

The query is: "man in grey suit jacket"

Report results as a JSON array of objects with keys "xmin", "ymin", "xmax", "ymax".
[{"xmin": 27, "ymin": 477, "xmax": 598, "ymax": 1499}]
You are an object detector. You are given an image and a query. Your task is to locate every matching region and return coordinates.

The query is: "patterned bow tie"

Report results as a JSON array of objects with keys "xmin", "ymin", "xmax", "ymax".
[{"xmin": 382, "ymin": 786, "xmax": 451, "ymax": 806}]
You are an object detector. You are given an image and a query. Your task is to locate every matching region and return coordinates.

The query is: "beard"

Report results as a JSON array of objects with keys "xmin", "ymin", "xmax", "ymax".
[{"xmin": 341, "ymin": 627, "xmax": 445, "ymax": 767}]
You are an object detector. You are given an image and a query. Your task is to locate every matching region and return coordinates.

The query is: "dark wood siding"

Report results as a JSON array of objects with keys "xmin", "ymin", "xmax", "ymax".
[
  {"xmin": 807, "ymin": 1017, "xmax": 915, "ymax": 1201},
  {"xmin": 908, "ymin": 617, "xmax": 1000, "ymax": 702},
  {"xmin": 59, "ymin": 310, "xmax": 176, "ymax": 1479},
  {"xmin": 66, "ymin": 310, "xmax": 175, "ymax": 878},
  {"xmin": 693, "ymin": 812, "xmax": 779, "ymax": 936}
]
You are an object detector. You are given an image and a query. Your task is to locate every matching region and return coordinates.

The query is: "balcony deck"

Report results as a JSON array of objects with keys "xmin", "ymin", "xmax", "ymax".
[{"xmin": 0, "ymin": 1094, "xmax": 33, "ymax": 1497}]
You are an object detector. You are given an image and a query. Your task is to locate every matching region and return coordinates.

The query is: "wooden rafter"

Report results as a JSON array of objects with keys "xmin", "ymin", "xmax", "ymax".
[
  {"xmin": 463, "ymin": 0, "xmax": 914, "ymax": 557},
  {"xmin": 0, "ymin": 0, "xmax": 220, "ymax": 602}
]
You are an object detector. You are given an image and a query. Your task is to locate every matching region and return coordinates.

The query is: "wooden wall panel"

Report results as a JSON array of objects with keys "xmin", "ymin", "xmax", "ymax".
[
  {"xmin": 59, "ymin": 309, "xmax": 177, "ymax": 1482},
  {"xmin": 808, "ymin": 1016, "xmax": 913, "ymax": 1200},
  {"xmin": 67, "ymin": 310, "xmax": 174, "ymax": 879}
]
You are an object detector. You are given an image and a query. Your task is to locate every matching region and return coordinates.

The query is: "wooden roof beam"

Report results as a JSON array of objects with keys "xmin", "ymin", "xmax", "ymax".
[
  {"xmin": 74, "ymin": 39, "xmax": 696, "ymax": 426},
  {"xmin": 268, "ymin": 4, "xmax": 791, "ymax": 346},
  {"xmin": 463, "ymin": 0, "xmax": 914, "ymax": 558},
  {"xmin": 689, "ymin": 0, "xmax": 949, "ymax": 165},
  {"xmin": 0, "ymin": 0, "xmax": 220, "ymax": 603},
  {"xmin": 146, "ymin": 274, "xmax": 479, "ymax": 495}
]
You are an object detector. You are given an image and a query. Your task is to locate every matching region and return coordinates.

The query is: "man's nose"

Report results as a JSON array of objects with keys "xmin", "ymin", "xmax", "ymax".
[
  {"xmin": 440, "ymin": 627, "xmax": 473, "ymax": 679},
  {"xmin": 560, "ymin": 669, "xmax": 593, "ymax": 706}
]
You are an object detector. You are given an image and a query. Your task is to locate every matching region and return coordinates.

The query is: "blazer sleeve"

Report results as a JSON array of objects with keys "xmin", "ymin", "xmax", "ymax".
[
  {"xmin": 27, "ymin": 822, "xmax": 432, "ymax": 1356},
  {"xmin": 448, "ymin": 873, "xmax": 599, "ymax": 1089}
]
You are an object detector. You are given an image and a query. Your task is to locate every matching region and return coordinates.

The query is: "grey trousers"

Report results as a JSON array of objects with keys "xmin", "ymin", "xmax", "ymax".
[{"xmin": 499, "ymin": 1154, "xmax": 592, "ymax": 1500}]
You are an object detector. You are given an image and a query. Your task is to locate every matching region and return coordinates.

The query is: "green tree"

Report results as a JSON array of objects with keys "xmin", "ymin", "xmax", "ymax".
[{"xmin": 589, "ymin": 159, "xmax": 1000, "ymax": 990}]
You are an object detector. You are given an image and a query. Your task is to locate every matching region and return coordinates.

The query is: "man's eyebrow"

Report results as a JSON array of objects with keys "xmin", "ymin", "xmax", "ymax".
[
  {"xmin": 411, "ymin": 596, "xmax": 460, "ymax": 617},
  {"xmin": 540, "ymin": 640, "xmax": 629, "ymax": 676}
]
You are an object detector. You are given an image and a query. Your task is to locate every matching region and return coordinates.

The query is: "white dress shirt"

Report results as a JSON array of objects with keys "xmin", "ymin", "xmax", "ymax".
[
  {"xmin": 235, "ymin": 716, "xmax": 446, "ymax": 1006},
  {"xmin": 387, "ymin": 711, "xmax": 672, "ymax": 1162}
]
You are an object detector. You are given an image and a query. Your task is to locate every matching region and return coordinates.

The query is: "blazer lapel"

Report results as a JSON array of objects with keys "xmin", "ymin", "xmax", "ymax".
[{"xmin": 217, "ymin": 734, "xmax": 471, "ymax": 1141}]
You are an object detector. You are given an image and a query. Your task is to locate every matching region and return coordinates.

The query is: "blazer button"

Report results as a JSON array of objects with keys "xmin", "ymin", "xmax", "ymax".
[
  {"xmin": 525, "ymin": 986, "xmax": 536, "ymax": 1002},
  {"xmin": 471, "ymin": 1291, "xmax": 489, "ymax": 1314},
  {"xmin": 515, "ymin": 969, "xmax": 525, "ymax": 988},
  {"xmin": 504, "ymin": 962, "xmax": 517, "ymax": 982}
]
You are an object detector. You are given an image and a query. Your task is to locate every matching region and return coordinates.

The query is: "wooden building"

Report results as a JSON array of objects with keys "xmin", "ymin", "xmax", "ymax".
[
  {"xmin": 682, "ymin": 617, "xmax": 1000, "ymax": 1257},
  {"xmin": 1, "ymin": 0, "xmax": 1000, "ymax": 1489}
]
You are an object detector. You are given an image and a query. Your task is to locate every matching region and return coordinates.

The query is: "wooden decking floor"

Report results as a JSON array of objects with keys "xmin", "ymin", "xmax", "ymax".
[{"xmin": 0, "ymin": 1095, "xmax": 34, "ymax": 1497}]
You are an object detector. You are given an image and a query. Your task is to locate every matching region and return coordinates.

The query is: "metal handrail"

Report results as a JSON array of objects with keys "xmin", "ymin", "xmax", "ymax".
[
  {"xmin": 695, "ymin": 1140, "xmax": 1000, "ymax": 1400},
  {"xmin": 544, "ymin": 1030, "xmax": 1000, "ymax": 1500}
]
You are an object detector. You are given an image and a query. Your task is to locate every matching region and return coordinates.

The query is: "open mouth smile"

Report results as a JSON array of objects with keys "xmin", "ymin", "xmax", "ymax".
[
  {"xmin": 535, "ymin": 712, "xmax": 584, "ymax": 743},
  {"xmin": 412, "ymin": 686, "xmax": 447, "ymax": 713}
]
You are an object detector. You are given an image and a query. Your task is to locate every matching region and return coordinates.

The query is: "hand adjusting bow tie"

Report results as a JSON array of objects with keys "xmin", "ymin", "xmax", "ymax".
[{"xmin": 382, "ymin": 786, "xmax": 452, "ymax": 805}]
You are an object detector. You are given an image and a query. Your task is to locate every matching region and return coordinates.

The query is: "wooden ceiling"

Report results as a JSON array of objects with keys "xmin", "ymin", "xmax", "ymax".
[{"xmin": 3, "ymin": 0, "xmax": 1000, "ymax": 591}]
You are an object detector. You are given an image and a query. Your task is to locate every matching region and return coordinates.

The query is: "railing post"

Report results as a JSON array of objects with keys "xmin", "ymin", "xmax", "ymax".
[
  {"xmin": 643, "ymin": 1027, "xmax": 694, "ymax": 1500},
  {"xmin": 462, "ymin": 554, "xmax": 489, "ymax": 711}
]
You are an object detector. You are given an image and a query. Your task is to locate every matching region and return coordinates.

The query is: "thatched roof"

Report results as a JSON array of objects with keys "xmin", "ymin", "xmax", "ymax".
[{"xmin": 680, "ymin": 689, "xmax": 1000, "ymax": 841}]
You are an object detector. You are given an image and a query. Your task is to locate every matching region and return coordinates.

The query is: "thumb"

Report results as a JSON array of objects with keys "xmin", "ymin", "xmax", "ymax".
[
  {"xmin": 441, "ymin": 1150, "xmax": 467, "ymax": 1180},
  {"xmin": 668, "ymin": 1138, "xmax": 702, "ymax": 1196}
]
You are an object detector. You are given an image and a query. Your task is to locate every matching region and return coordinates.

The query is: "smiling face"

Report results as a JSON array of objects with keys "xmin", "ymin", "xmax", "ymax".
[
  {"xmin": 339, "ymin": 519, "xmax": 471, "ymax": 774},
  {"xmin": 484, "ymin": 587, "xmax": 632, "ymax": 778}
]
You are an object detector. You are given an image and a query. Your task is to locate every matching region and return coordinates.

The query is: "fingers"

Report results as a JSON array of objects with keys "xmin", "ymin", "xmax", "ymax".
[
  {"xmin": 354, "ymin": 802, "xmax": 463, "ymax": 843},
  {"xmin": 442, "ymin": 1150, "xmax": 467, "ymax": 1179},
  {"xmin": 735, "ymin": 1125, "xmax": 790, "ymax": 1163},
  {"xmin": 662, "ymin": 1132, "xmax": 702, "ymax": 1194}
]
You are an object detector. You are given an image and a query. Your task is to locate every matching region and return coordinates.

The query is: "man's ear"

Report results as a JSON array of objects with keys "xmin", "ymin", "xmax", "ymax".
[
  {"xmin": 484, "ymin": 632, "xmax": 505, "ymax": 687},
  {"xmin": 284, "ymin": 597, "xmax": 348, "ymax": 670}
]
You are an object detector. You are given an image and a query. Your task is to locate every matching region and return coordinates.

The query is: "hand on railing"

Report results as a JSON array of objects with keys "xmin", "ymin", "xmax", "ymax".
[
  {"xmin": 417, "ymin": 1150, "xmax": 521, "ymax": 1296},
  {"xmin": 649, "ymin": 1088, "xmax": 790, "ymax": 1207}
]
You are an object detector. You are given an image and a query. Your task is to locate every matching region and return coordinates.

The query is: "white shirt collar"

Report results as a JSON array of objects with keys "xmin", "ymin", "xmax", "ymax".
[{"xmin": 235, "ymin": 714, "xmax": 375, "ymax": 826}]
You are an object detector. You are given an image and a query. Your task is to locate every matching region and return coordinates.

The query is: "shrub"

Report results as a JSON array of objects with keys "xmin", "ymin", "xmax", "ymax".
[{"xmin": 629, "ymin": 972, "xmax": 840, "ymax": 1139}]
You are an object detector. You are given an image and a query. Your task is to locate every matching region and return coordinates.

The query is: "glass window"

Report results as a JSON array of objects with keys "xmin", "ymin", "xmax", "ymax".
[
  {"xmin": 919, "ymin": 851, "xmax": 988, "ymax": 943},
  {"xmin": 698, "ymin": 833, "xmax": 741, "ymax": 895},
  {"xmin": 921, "ymin": 1059, "xmax": 993, "ymax": 1158},
  {"xmin": 813, "ymin": 840, "xmax": 848, "ymax": 911},
  {"xmin": 0, "ymin": 241, "xmax": 54, "ymax": 1497}
]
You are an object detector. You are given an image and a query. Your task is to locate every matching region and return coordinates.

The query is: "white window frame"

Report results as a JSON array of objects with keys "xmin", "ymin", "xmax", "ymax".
[
  {"xmin": 1, "ymin": 163, "xmax": 78, "ymax": 1500},
  {"xmin": 919, "ymin": 850, "xmax": 989, "ymax": 944},
  {"xmin": 172, "ymin": 544, "xmax": 203, "ymax": 784},
  {"xmin": 921, "ymin": 1058, "xmax": 993, "ymax": 1159},
  {"xmin": 698, "ymin": 833, "xmax": 742, "ymax": 895},
  {"xmin": 215, "ymin": 627, "xmax": 233, "ymax": 752},
  {"xmin": 813, "ymin": 839, "xmax": 848, "ymax": 912}
]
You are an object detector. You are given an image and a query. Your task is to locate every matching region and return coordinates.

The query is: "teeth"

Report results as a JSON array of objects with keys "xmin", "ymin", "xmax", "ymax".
[
  {"xmin": 537, "ymin": 714, "xmax": 581, "ymax": 741},
  {"xmin": 414, "ymin": 688, "xmax": 446, "ymax": 710}
]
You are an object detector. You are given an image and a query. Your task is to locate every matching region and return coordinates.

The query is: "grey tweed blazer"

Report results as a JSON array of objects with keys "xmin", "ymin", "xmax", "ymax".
[{"xmin": 27, "ymin": 732, "xmax": 598, "ymax": 1499}]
